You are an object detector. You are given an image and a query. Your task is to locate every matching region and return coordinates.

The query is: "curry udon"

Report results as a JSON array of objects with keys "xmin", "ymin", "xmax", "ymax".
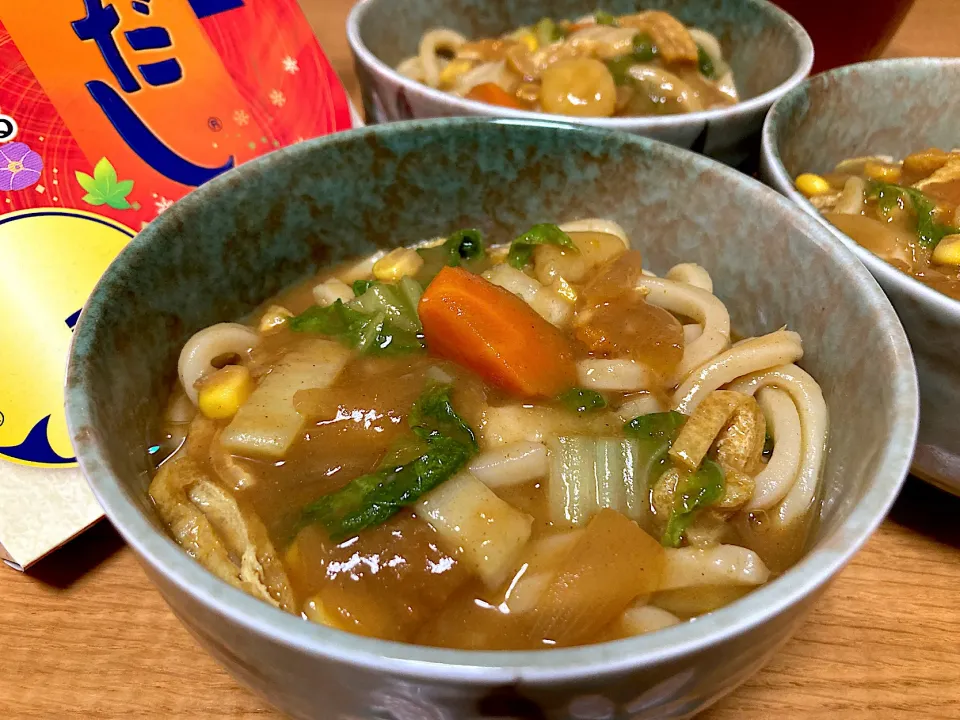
[
  {"xmin": 797, "ymin": 148, "xmax": 960, "ymax": 300},
  {"xmin": 396, "ymin": 10, "xmax": 739, "ymax": 118},
  {"xmin": 150, "ymin": 219, "xmax": 827, "ymax": 650}
]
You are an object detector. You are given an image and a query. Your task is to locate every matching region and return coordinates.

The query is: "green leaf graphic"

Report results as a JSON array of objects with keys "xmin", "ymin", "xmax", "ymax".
[
  {"xmin": 94, "ymin": 157, "xmax": 117, "ymax": 188},
  {"xmin": 75, "ymin": 171, "xmax": 97, "ymax": 194},
  {"xmin": 105, "ymin": 195, "xmax": 131, "ymax": 210},
  {"xmin": 82, "ymin": 191, "xmax": 107, "ymax": 206},
  {"xmin": 77, "ymin": 158, "xmax": 135, "ymax": 210}
]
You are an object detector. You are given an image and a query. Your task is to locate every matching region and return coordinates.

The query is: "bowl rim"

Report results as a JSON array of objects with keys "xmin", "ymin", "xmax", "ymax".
[
  {"xmin": 66, "ymin": 117, "xmax": 918, "ymax": 685},
  {"xmin": 346, "ymin": 0, "xmax": 814, "ymax": 130},
  {"xmin": 761, "ymin": 56, "xmax": 960, "ymax": 320}
]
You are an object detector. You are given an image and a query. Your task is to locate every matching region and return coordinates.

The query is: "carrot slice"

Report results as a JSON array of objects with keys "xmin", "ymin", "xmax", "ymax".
[
  {"xmin": 419, "ymin": 266, "xmax": 576, "ymax": 398},
  {"xmin": 466, "ymin": 82, "xmax": 523, "ymax": 110}
]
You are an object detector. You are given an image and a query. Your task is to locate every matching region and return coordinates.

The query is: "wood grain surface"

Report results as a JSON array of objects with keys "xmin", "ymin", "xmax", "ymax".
[{"xmin": 3, "ymin": 1, "xmax": 960, "ymax": 717}]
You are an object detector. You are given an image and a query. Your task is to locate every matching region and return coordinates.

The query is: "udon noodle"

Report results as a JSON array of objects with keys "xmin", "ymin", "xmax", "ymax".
[
  {"xmin": 149, "ymin": 219, "xmax": 827, "ymax": 649},
  {"xmin": 397, "ymin": 10, "xmax": 739, "ymax": 118}
]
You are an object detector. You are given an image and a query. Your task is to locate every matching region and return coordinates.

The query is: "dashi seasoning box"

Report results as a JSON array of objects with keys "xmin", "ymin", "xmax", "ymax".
[{"xmin": 0, "ymin": 0, "xmax": 358, "ymax": 570}]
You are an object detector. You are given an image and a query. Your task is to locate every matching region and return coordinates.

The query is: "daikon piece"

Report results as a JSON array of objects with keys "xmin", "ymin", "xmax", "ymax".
[
  {"xmin": 221, "ymin": 339, "xmax": 350, "ymax": 459},
  {"xmin": 416, "ymin": 472, "xmax": 533, "ymax": 588}
]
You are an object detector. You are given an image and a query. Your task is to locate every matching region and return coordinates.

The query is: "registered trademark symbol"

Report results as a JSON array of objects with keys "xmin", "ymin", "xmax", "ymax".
[
  {"xmin": 208, "ymin": 117, "xmax": 223, "ymax": 132},
  {"xmin": 0, "ymin": 115, "xmax": 19, "ymax": 142}
]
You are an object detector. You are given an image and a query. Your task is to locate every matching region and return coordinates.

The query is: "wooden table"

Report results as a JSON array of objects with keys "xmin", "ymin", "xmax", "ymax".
[{"xmin": 3, "ymin": 2, "xmax": 960, "ymax": 718}]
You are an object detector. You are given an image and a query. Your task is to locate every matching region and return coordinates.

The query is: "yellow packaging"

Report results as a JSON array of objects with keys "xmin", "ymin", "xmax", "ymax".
[{"xmin": 0, "ymin": 0, "xmax": 358, "ymax": 569}]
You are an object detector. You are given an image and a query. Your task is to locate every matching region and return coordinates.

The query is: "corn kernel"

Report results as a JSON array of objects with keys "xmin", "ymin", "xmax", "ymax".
[
  {"xmin": 863, "ymin": 161, "xmax": 901, "ymax": 182},
  {"xmin": 197, "ymin": 365, "xmax": 254, "ymax": 420},
  {"xmin": 373, "ymin": 247, "xmax": 424, "ymax": 281},
  {"xmin": 932, "ymin": 234, "xmax": 960, "ymax": 266},
  {"xmin": 516, "ymin": 30, "xmax": 538, "ymax": 52},
  {"xmin": 258, "ymin": 304, "xmax": 292, "ymax": 334},
  {"xmin": 439, "ymin": 59, "xmax": 472, "ymax": 87},
  {"xmin": 795, "ymin": 173, "xmax": 832, "ymax": 197}
]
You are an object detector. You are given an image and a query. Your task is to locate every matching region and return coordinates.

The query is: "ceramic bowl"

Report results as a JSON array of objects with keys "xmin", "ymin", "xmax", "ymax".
[
  {"xmin": 66, "ymin": 118, "xmax": 917, "ymax": 720},
  {"xmin": 760, "ymin": 57, "xmax": 960, "ymax": 496},
  {"xmin": 347, "ymin": 0, "xmax": 813, "ymax": 167}
]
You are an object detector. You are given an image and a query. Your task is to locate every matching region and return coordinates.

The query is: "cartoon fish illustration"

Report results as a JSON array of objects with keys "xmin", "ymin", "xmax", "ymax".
[{"xmin": 0, "ymin": 208, "xmax": 133, "ymax": 468}]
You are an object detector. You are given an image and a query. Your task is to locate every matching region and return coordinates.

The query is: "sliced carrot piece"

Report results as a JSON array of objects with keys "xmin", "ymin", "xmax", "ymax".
[
  {"xmin": 419, "ymin": 266, "xmax": 576, "ymax": 398},
  {"xmin": 466, "ymin": 82, "xmax": 523, "ymax": 110}
]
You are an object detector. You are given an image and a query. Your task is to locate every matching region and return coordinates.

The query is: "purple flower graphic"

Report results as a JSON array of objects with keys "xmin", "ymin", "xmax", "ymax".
[{"xmin": 0, "ymin": 142, "xmax": 43, "ymax": 191}]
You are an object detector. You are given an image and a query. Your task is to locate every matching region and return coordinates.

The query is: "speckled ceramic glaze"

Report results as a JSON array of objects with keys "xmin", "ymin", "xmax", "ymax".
[
  {"xmin": 760, "ymin": 58, "xmax": 960, "ymax": 497},
  {"xmin": 66, "ymin": 119, "xmax": 917, "ymax": 720},
  {"xmin": 347, "ymin": 0, "xmax": 813, "ymax": 167}
]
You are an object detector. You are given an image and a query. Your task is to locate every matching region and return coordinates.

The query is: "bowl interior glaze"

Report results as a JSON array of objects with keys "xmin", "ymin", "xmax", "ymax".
[
  {"xmin": 769, "ymin": 58, "xmax": 960, "ymax": 181},
  {"xmin": 66, "ymin": 119, "xmax": 917, "ymax": 683}
]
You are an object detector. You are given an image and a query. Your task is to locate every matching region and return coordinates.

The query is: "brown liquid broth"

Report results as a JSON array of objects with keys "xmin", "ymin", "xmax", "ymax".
[{"xmin": 151, "ymin": 246, "xmax": 813, "ymax": 649}]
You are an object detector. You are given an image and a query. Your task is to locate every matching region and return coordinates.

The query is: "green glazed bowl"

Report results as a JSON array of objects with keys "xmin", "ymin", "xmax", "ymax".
[
  {"xmin": 66, "ymin": 118, "xmax": 916, "ymax": 719},
  {"xmin": 760, "ymin": 57, "xmax": 960, "ymax": 496},
  {"xmin": 347, "ymin": 0, "xmax": 813, "ymax": 167}
]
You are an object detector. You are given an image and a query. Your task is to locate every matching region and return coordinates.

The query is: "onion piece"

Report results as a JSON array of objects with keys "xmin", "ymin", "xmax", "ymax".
[
  {"xmin": 637, "ymin": 276, "xmax": 730, "ymax": 381},
  {"xmin": 528, "ymin": 509, "xmax": 665, "ymax": 646}
]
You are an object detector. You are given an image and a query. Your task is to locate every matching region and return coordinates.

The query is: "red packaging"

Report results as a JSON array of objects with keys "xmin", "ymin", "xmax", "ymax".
[{"xmin": 0, "ymin": 0, "xmax": 358, "ymax": 570}]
